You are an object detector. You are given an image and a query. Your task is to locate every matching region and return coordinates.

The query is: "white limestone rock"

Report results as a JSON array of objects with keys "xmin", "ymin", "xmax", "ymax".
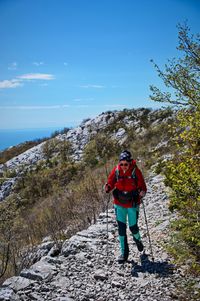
[
  {"xmin": 0, "ymin": 287, "xmax": 20, "ymax": 301},
  {"xmin": 2, "ymin": 276, "xmax": 35, "ymax": 291}
]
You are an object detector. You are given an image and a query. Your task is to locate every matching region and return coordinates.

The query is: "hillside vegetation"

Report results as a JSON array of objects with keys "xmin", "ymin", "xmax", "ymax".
[{"xmin": 0, "ymin": 107, "xmax": 174, "ymax": 283}]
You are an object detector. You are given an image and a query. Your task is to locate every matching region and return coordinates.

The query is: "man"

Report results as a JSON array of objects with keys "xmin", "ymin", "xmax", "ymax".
[{"xmin": 105, "ymin": 150, "xmax": 147, "ymax": 263}]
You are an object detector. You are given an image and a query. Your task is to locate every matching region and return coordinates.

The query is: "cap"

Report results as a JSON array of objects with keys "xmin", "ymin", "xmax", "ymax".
[{"xmin": 119, "ymin": 150, "xmax": 132, "ymax": 162}]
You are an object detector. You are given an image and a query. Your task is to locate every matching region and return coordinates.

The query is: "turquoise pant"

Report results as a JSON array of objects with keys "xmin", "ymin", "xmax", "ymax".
[{"xmin": 114, "ymin": 204, "xmax": 141, "ymax": 257}]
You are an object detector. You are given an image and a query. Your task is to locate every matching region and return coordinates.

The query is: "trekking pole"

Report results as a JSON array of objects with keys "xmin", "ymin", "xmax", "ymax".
[
  {"xmin": 106, "ymin": 192, "xmax": 110, "ymax": 262},
  {"xmin": 142, "ymin": 198, "xmax": 154, "ymax": 262},
  {"xmin": 104, "ymin": 162, "xmax": 111, "ymax": 265}
]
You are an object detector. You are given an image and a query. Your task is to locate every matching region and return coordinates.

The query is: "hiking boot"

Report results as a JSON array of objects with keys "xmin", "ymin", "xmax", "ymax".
[
  {"xmin": 117, "ymin": 254, "xmax": 128, "ymax": 264},
  {"xmin": 134, "ymin": 239, "xmax": 144, "ymax": 252}
]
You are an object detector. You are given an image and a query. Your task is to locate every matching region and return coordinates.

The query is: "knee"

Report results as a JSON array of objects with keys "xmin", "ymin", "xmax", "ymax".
[
  {"xmin": 117, "ymin": 221, "xmax": 127, "ymax": 236},
  {"xmin": 129, "ymin": 224, "xmax": 139, "ymax": 234}
]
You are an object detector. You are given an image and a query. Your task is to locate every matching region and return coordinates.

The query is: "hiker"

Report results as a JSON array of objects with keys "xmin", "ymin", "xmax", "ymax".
[{"xmin": 105, "ymin": 150, "xmax": 147, "ymax": 263}]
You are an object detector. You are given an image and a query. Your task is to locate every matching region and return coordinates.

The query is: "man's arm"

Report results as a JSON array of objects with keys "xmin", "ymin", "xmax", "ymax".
[{"xmin": 105, "ymin": 166, "xmax": 117, "ymax": 193}]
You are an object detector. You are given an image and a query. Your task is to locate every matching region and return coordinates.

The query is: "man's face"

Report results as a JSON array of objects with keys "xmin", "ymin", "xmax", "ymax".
[{"xmin": 119, "ymin": 160, "xmax": 130, "ymax": 172}]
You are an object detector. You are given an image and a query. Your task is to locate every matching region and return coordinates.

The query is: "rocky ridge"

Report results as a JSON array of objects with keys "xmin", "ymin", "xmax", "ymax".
[
  {"xmin": 0, "ymin": 108, "xmax": 173, "ymax": 201},
  {"xmin": 0, "ymin": 111, "xmax": 118, "ymax": 201},
  {"xmin": 1, "ymin": 174, "xmax": 197, "ymax": 301}
]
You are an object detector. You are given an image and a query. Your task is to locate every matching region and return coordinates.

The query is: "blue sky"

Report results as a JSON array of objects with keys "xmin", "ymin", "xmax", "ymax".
[{"xmin": 0, "ymin": 0, "xmax": 199, "ymax": 129}]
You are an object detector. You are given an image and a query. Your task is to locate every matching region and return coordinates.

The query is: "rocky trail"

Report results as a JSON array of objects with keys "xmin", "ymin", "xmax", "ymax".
[{"xmin": 0, "ymin": 174, "xmax": 197, "ymax": 301}]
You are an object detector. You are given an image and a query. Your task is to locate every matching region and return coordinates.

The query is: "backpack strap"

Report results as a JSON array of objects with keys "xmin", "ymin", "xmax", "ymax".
[
  {"xmin": 115, "ymin": 166, "xmax": 137, "ymax": 181},
  {"xmin": 131, "ymin": 166, "xmax": 136, "ymax": 179},
  {"xmin": 115, "ymin": 166, "xmax": 120, "ymax": 182}
]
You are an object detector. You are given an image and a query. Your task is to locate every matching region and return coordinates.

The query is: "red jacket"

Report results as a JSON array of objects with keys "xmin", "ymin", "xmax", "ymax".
[{"xmin": 107, "ymin": 160, "xmax": 147, "ymax": 208}]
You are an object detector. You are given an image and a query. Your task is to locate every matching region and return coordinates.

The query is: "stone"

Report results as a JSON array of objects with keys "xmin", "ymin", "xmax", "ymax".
[
  {"xmin": 111, "ymin": 280, "xmax": 125, "ymax": 288},
  {"xmin": 2, "ymin": 276, "xmax": 35, "ymax": 291},
  {"xmin": 94, "ymin": 270, "xmax": 108, "ymax": 281},
  {"xmin": 57, "ymin": 297, "xmax": 73, "ymax": 301},
  {"xmin": 28, "ymin": 292, "xmax": 44, "ymax": 301},
  {"xmin": 0, "ymin": 287, "xmax": 20, "ymax": 301},
  {"xmin": 38, "ymin": 241, "xmax": 55, "ymax": 251},
  {"xmin": 20, "ymin": 257, "xmax": 57, "ymax": 281}
]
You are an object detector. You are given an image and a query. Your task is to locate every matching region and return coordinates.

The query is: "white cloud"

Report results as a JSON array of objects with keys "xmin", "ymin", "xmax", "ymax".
[
  {"xmin": 80, "ymin": 84, "xmax": 105, "ymax": 89},
  {"xmin": 17, "ymin": 73, "xmax": 55, "ymax": 80},
  {"xmin": 8, "ymin": 62, "xmax": 18, "ymax": 70},
  {"xmin": 0, "ymin": 72, "xmax": 55, "ymax": 89},
  {"xmin": 0, "ymin": 79, "xmax": 23, "ymax": 89},
  {"xmin": 33, "ymin": 62, "xmax": 44, "ymax": 66}
]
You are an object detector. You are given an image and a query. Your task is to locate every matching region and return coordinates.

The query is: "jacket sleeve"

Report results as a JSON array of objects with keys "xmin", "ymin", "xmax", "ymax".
[
  {"xmin": 106, "ymin": 166, "xmax": 117, "ymax": 190},
  {"xmin": 135, "ymin": 167, "xmax": 147, "ymax": 192}
]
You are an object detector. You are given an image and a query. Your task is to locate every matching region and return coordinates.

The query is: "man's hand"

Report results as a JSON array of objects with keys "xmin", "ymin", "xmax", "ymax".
[
  {"xmin": 139, "ymin": 190, "xmax": 146, "ymax": 198},
  {"xmin": 105, "ymin": 183, "xmax": 111, "ymax": 193}
]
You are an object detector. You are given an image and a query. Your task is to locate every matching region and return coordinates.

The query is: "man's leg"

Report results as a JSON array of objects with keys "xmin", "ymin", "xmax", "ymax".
[
  {"xmin": 128, "ymin": 206, "xmax": 144, "ymax": 252},
  {"xmin": 114, "ymin": 204, "xmax": 129, "ymax": 262}
]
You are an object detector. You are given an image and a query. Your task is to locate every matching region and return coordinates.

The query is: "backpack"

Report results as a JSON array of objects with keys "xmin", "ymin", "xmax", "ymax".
[{"xmin": 113, "ymin": 166, "xmax": 138, "ymax": 204}]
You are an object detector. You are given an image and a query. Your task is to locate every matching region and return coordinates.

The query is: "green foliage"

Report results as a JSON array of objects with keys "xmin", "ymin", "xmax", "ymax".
[
  {"xmin": 83, "ymin": 133, "xmax": 120, "ymax": 167},
  {"xmin": 151, "ymin": 23, "xmax": 200, "ymax": 274},
  {"xmin": 14, "ymin": 161, "xmax": 78, "ymax": 205},
  {"xmin": 0, "ymin": 198, "xmax": 24, "ymax": 280},
  {"xmin": 150, "ymin": 23, "xmax": 200, "ymax": 107},
  {"xmin": 163, "ymin": 108, "xmax": 200, "ymax": 269},
  {"xmin": 42, "ymin": 138, "xmax": 73, "ymax": 166},
  {"xmin": 127, "ymin": 121, "xmax": 173, "ymax": 173},
  {"xmin": 1, "ymin": 169, "xmax": 17, "ymax": 179}
]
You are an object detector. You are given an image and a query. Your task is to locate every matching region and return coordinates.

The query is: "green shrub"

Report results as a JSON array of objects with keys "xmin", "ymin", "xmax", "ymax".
[
  {"xmin": 83, "ymin": 134, "xmax": 120, "ymax": 167},
  {"xmin": 150, "ymin": 23, "xmax": 200, "ymax": 275}
]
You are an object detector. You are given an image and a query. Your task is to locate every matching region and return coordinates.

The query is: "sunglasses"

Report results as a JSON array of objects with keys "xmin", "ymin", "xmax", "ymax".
[{"xmin": 120, "ymin": 163, "xmax": 129, "ymax": 167}]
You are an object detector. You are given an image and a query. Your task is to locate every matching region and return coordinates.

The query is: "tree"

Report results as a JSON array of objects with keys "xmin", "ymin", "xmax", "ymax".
[
  {"xmin": 58, "ymin": 140, "xmax": 73, "ymax": 163},
  {"xmin": 150, "ymin": 22, "xmax": 200, "ymax": 107},
  {"xmin": 0, "ymin": 199, "xmax": 19, "ymax": 280},
  {"xmin": 150, "ymin": 23, "xmax": 200, "ymax": 274}
]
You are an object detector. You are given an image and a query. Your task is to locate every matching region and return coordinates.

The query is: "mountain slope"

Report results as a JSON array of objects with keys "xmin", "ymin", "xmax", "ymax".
[
  {"xmin": 0, "ymin": 107, "xmax": 176, "ymax": 286},
  {"xmin": 0, "ymin": 107, "xmax": 174, "ymax": 201}
]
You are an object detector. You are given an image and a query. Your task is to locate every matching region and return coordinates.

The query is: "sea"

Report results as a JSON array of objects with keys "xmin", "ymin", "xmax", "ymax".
[{"xmin": 0, "ymin": 126, "xmax": 75, "ymax": 151}]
